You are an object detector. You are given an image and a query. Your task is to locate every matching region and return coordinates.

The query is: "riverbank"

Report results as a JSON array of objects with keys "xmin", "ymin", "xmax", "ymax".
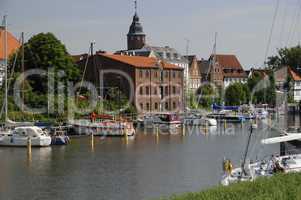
[{"xmin": 160, "ymin": 173, "xmax": 301, "ymax": 200}]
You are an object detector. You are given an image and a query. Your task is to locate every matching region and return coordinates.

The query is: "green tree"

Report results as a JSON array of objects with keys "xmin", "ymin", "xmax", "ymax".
[
  {"xmin": 196, "ymin": 84, "xmax": 216, "ymax": 108},
  {"xmin": 225, "ymin": 83, "xmax": 248, "ymax": 106},
  {"xmin": 267, "ymin": 45, "xmax": 301, "ymax": 71},
  {"xmin": 9, "ymin": 32, "xmax": 79, "ymax": 92}
]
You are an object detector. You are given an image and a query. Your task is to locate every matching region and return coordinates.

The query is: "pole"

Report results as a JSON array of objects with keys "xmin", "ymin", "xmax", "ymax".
[
  {"xmin": 241, "ymin": 125, "xmax": 253, "ymax": 176},
  {"xmin": 21, "ymin": 32, "xmax": 25, "ymax": 111},
  {"xmin": 3, "ymin": 15, "xmax": 8, "ymax": 121}
]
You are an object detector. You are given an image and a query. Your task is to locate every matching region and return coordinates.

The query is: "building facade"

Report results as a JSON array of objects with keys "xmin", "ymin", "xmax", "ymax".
[
  {"xmin": 184, "ymin": 55, "xmax": 201, "ymax": 91},
  {"xmin": 215, "ymin": 54, "xmax": 247, "ymax": 88},
  {"xmin": 76, "ymin": 53, "xmax": 184, "ymax": 113}
]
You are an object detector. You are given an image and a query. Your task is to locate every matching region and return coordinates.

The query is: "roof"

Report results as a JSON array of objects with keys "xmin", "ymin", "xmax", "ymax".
[
  {"xmin": 288, "ymin": 67, "xmax": 301, "ymax": 81},
  {"xmin": 213, "ymin": 54, "xmax": 243, "ymax": 69},
  {"xmin": 99, "ymin": 53, "xmax": 182, "ymax": 70},
  {"xmin": 0, "ymin": 27, "xmax": 20, "ymax": 60}
]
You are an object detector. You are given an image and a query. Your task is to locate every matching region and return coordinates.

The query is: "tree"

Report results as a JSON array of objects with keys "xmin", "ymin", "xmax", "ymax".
[
  {"xmin": 225, "ymin": 83, "xmax": 248, "ymax": 106},
  {"xmin": 247, "ymin": 72, "xmax": 276, "ymax": 106},
  {"xmin": 196, "ymin": 84, "xmax": 216, "ymax": 108},
  {"xmin": 9, "ymin": 32, "xmax": 79, "ymax": 92},
  {"xmin": 267, "ymin": 45, "xmax": 301, "ymax": 72}
]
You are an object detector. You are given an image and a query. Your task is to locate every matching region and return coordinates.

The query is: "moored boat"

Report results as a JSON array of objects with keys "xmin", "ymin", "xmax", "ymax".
[
  {"xmin": 69, "ymin": 119, "xmax": 135, "ymax": 137},
  {"xmin": 0, "ymin": 126, "xmax": 51, "ymax": 147}
]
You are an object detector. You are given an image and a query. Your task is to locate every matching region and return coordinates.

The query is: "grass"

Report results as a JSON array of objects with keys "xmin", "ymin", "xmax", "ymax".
[{"xmin": 159, "ymin": 173, "xmax": 301, "ymax": 200}]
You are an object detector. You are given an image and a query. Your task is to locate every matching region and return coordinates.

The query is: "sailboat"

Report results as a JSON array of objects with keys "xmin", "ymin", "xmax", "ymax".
[
  {"xmin": 0, "ymin": 16, "xmax": 51, "ymax": 147},
  {"xmin": 221, "ymin": 127, "xmax": 301, "ymax": 186}
]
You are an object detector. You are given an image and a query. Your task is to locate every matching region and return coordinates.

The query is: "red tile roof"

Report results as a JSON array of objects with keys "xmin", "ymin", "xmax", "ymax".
[
  {"xmin": 0, "ymin": 28, "xmax": 20, "ymax": 60},
  {"xmin": 215, "ymin": 54, "xmax": 243, "ymax": 69},
  {"xmin": 99, "ymin": 53, "xmax": 182, "ymax": 70},
  {"xmin": 288, "ymin": 67, "xmax": 301, "ymax": 81}
]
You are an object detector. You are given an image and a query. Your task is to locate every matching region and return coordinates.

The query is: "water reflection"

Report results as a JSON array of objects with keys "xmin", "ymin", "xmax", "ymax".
[{"xmin": 1, "ymin": 116, "xmax": 301, "ymax": 200}]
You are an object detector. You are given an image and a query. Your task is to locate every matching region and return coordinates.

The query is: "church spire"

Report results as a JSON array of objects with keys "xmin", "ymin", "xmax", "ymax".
[{"xmin": 127, "ymin": 0, "xmax": 146, "ymax": 50}]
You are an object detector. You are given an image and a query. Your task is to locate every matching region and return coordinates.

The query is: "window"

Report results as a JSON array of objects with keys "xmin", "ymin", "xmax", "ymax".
[
  {"xmin": 166, "ymin": 53, "xmax": 171, "ymax": 59},
  {"xmin": 146, "ymin": 70, "xmax": 150, "ymax": 78},
  {"xmin": 139, "ymin": 87, "xmax": 143, "ymax": 95},
  {"xmin": 140, "ymin": 103, "xmax": 143, "ymax": 110},
  {"xmin": 155, "ymin": 71, "xmax": 158, "ymax": 78},
  {"xmin": 172, "ymin": 71, "xmax": 176, "ymax": 78},
  {"xmin": 139, "ymin": 70, "xmax": 143, "ymax": 78},
  {"xmin": 146, "ymin": 103, "xmax": 150, "ymax": 111},
  {"xmin": 165, "ymin": 71, "xmax": 169, "ymax": 78},
  {"xmin": 165, "ymin": 86, "xmax": 169, "ymax": 96},
  {"xmin": 146, "ymin": 86, "xmax": 150, "ymax": 95},
  {"xmin": 165, "ymin": 102, "xmax": 169, "ymax": 110},
  {"xmin": 173, "ymin": 102, "xmax": 176, "ymax": 109},
  {"xmin": 154, "ymin": 87, "xmax": 157, "ymax": 95},
  {"xmin": 178, "ymin": 71, "xmax": 181, "ymax": 78},
  {"xmin": 155, "ymin": 102, "xmax": 158, "ymax": 110},
  {"xmin": 172, "ymin": 86, "xmax": 176, "ymax": 94}
]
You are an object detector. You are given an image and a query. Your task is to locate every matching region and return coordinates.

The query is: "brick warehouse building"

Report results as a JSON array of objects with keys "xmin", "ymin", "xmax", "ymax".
[{"xmin": 76, "ymin": 53, "xmax": 184, "ymax": 113}]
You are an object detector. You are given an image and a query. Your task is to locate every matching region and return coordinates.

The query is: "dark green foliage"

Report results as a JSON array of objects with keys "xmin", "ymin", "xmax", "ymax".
[
  {"xmin": 160, "ymin": 173, "xmax": 301, "ymax": 200},
  {"xmin": 196, "ymin": 84, "xmax": 222, "ymax": 108},
  {"xmin": 9, "ymin": 32, "xmax": 79, "ymax": 92},
  {"xmin": 267, "ymin": 45, "xmax": 301, "ymax": 72},
  {"xmin": 225, "ymin": 83, "xmax": 248, "ymax": 106}
]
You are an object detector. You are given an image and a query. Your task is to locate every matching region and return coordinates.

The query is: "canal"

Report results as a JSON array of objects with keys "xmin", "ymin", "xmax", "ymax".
[{"xmin": 0, "ymin": 116, "xmax": 299, "ymax": 200}]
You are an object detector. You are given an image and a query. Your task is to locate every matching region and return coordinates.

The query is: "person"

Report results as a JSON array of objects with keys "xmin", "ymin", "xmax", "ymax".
[{"xmin": 90, "ymin": 112, "xmax": 97, "ymax": 122}]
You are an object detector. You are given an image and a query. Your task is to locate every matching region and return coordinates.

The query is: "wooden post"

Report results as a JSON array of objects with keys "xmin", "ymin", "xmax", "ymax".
[
  {"xmin": 91, "ymin": 133, "xmax": 94, "ymax": 152},
  {"xmin": 27, "ymin": 137, "xmax": 32, "ymax": 163}
]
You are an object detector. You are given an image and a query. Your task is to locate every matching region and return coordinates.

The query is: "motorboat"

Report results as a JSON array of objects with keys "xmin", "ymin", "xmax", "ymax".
[
  {"xmin": 49, "ymin": 127, "xmax": 70, "ymax": 145},
  {"xmin": 69, "ymin": 119, "xmax": 135, "ymax": 137},
  {"xmin": 182, "ymin": 113, "xmax": 217, "ymax": 126},
  {"xmin": 0, "ymin": 126, "xmax": 52, "ymax": 147},
  {"xmin": 137, "ymin": 112, "xmax": 182, "ymax": 129},
  {"xmin": 207, "ymin": 110, "xmax": 245, "ymax": 123}
]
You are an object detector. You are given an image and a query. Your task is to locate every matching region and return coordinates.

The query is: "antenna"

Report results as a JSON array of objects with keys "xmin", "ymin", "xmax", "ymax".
[
  {"xmin": 134, "ymin": 0, "xmax": 137, "ymax": 13},
  {"xmin": 3, "ymin": 15, "xmax": 8, "ymax": 121}
]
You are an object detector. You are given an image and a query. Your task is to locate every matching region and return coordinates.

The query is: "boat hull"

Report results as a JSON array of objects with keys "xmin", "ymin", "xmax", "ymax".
[{"xmin": 0, "ymin": 136, "xmax": 51, "ymax": 147}]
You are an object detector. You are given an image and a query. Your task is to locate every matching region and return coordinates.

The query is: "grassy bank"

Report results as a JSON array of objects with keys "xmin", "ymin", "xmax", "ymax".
[{"xmin": 160, "ymin": 173, "xmax": 301, "ymax": 200}]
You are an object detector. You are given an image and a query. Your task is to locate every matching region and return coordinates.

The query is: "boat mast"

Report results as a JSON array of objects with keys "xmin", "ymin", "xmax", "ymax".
[
  {"xmin": 3, "ymin": 15, "xmax": 8, "ymax": 122},
  {"xmin": 241, "ymin": 126, "xmax": 253, "ymax": 176}
]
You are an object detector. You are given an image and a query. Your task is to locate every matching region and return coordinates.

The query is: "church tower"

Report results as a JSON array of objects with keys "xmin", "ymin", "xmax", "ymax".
[{"xmin": 127, "ymin": 1, "xmax": 146, "ymax": 50}]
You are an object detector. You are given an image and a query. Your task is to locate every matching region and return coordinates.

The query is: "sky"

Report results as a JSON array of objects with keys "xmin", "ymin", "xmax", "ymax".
[{"xmin": 1, "ymin": 0, "xmax": 301, "ymax": 69}]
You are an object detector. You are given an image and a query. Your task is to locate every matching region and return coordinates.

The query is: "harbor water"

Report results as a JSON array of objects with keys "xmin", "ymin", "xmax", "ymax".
[{"xmin": 0, "ymin": 115, "xmax": 300, "ymax": 200}]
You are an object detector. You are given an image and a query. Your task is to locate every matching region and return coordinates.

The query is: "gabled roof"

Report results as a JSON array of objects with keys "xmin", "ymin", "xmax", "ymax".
[
  {"xmin": 288, "ymin": 67, "xmax": 301, "ymax": 81},
  {"xmin": 0, "ymin": 27, "xmax": 20, "ymax": 60},
  {"xmin": 213, "ymin": 54, "xmax": 243, "ymax": 69},
  {"xmin": 99, "ymin": 53, "xmax": 182, "ymax": 70}
]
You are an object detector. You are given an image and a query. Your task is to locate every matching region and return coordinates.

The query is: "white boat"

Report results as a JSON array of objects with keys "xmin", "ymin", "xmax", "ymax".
[
  {"xmin": 221, "ymin": 132, "xmax": 301, "ymax": 186},
  {"xmin": 0, "ymin": 126, "xmax": 51, "ymax": 147},
  {"xmin": 182, "ymin": 113, "xmax": 217, "ymax": 126},
  {"xmin": 221, "ymin": 154, "xmax": 301, "ymax": 186},
  {"xmin": 70, "ymin": 119, "xmax": 135, "ymax": 137}
]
